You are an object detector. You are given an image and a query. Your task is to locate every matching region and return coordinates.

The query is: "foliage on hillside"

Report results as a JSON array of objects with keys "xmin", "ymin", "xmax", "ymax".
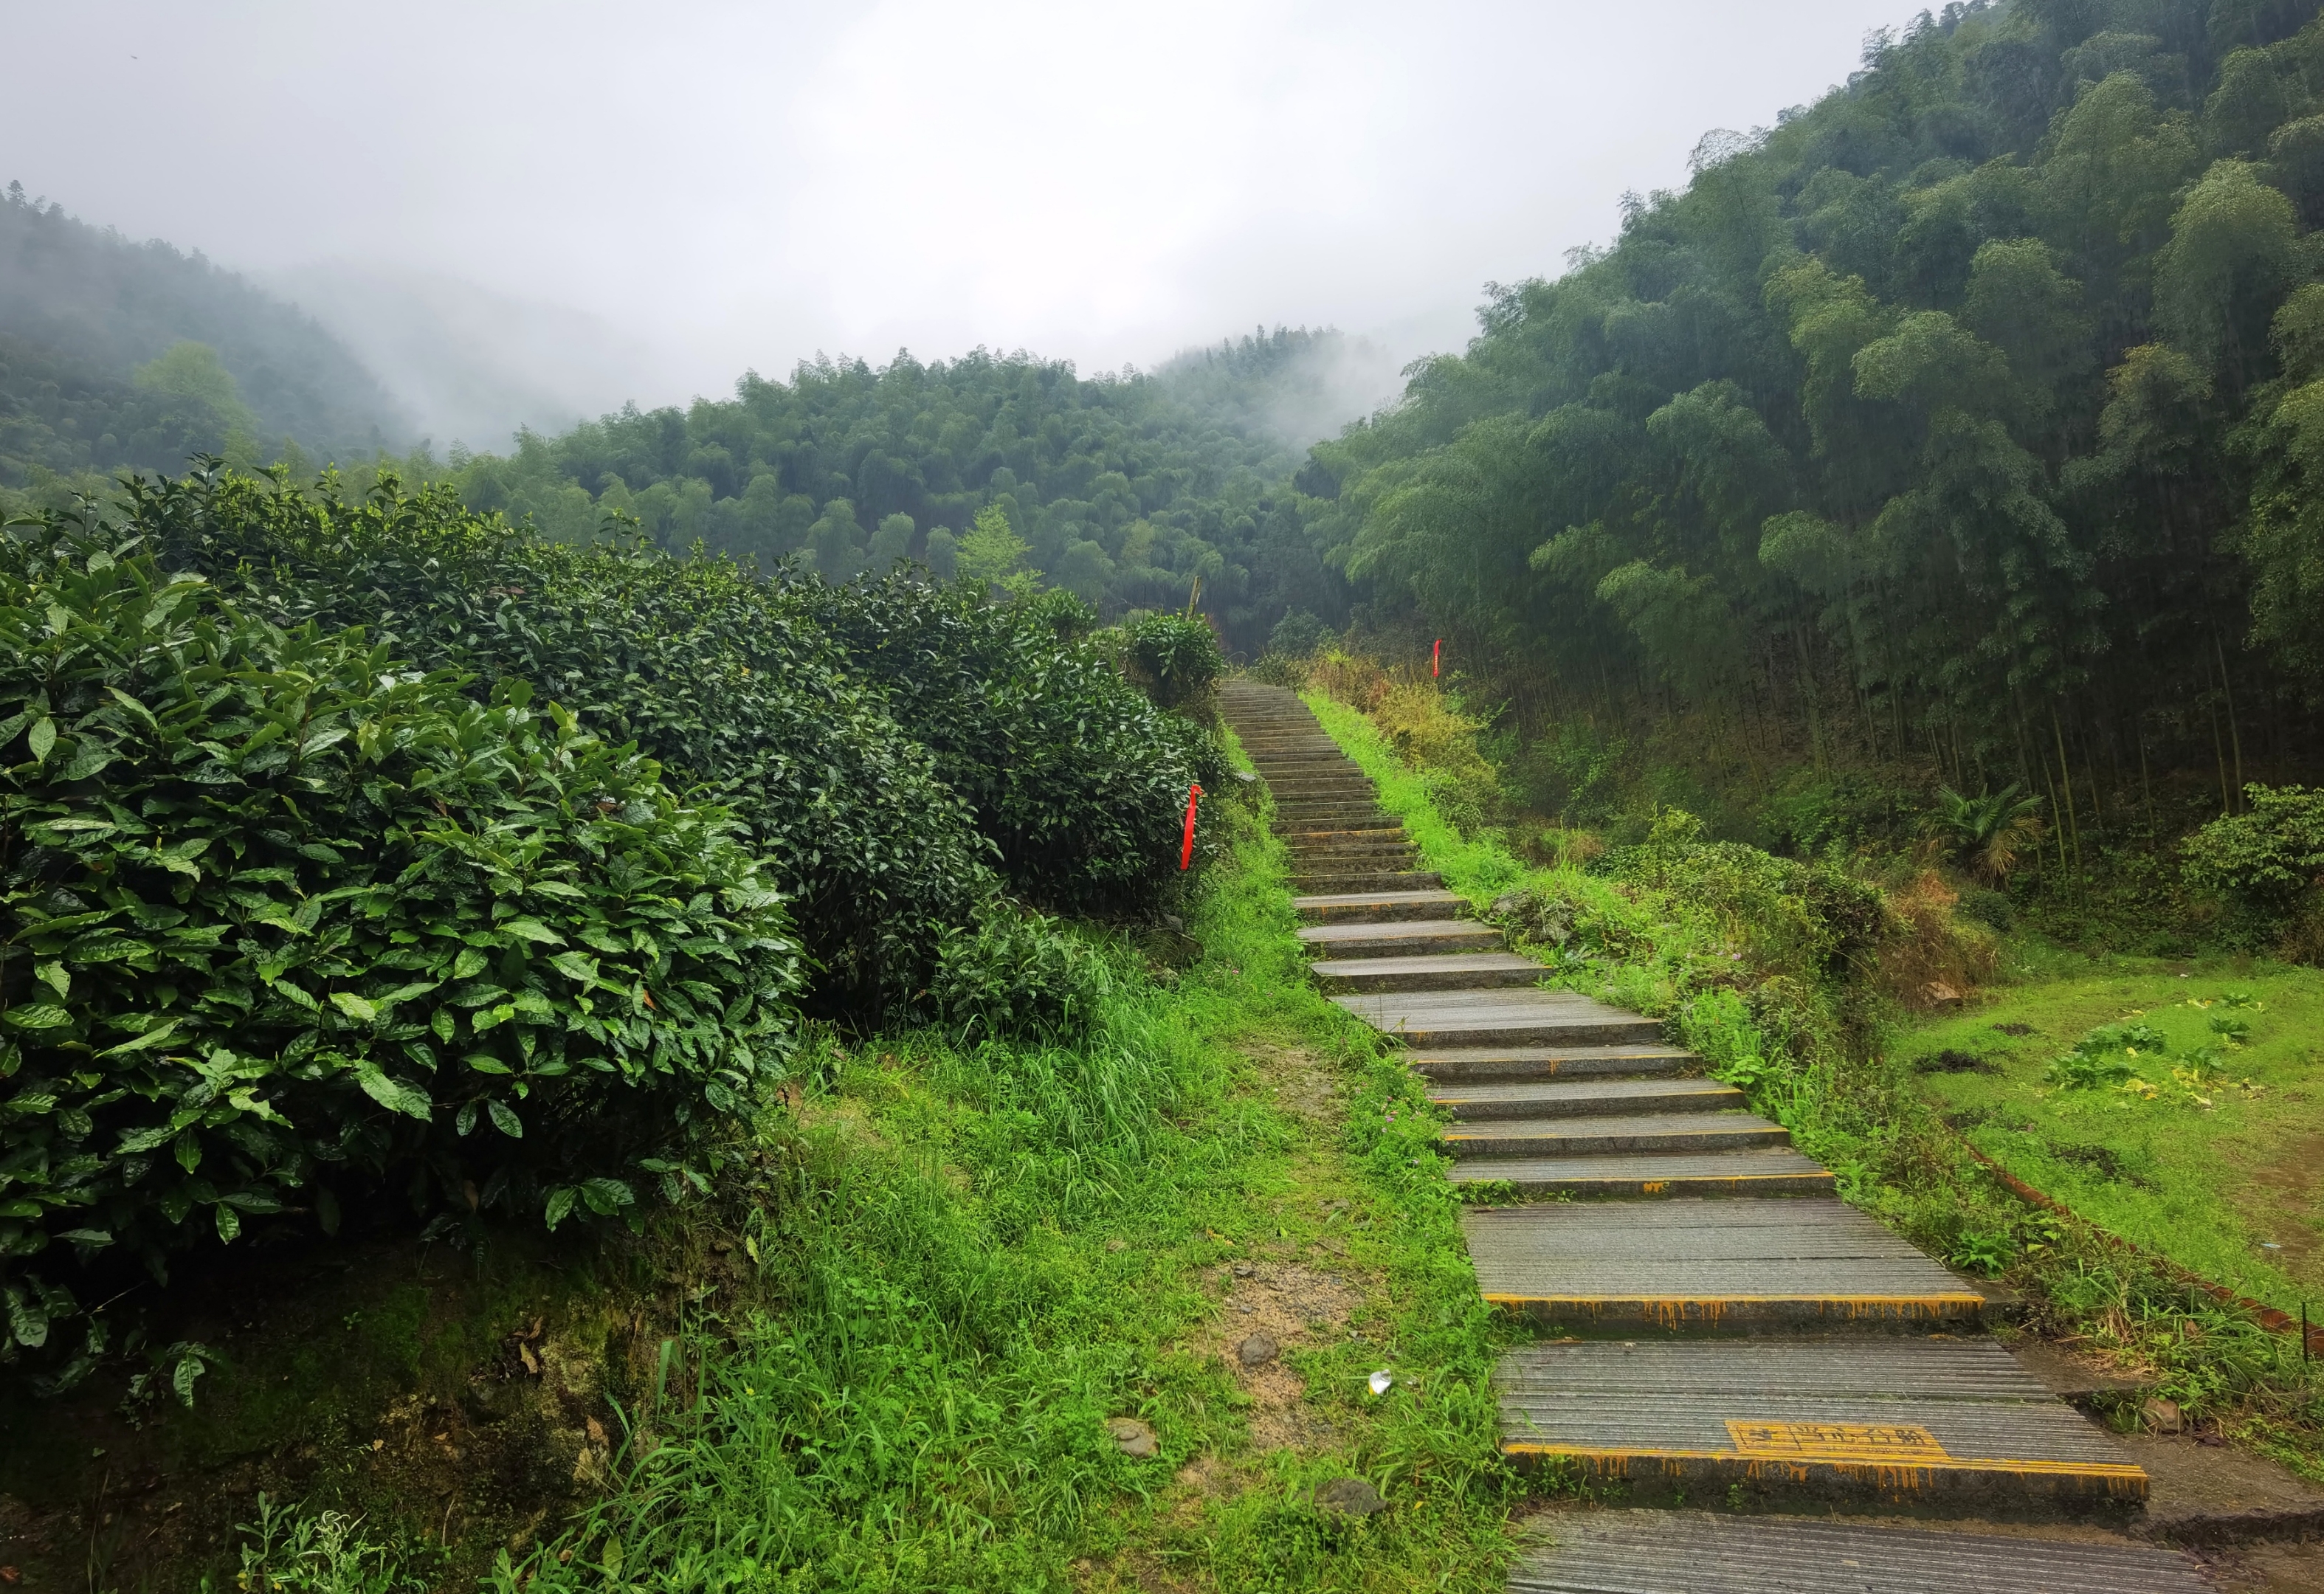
[
  {"xmin": 0, "ymin": 183, "xmax": 403, "ymax": 500},
  {"xmin": 410, "ymin": 333, "xmax": 1351, "ymax": 655},
  {"xmin": 801, "ymin": 576, "xmax": 1228, "ymax": 912},
  {"xmin": 125, "ymin": 469, "xmax": 1217, "ymax": 1012},
  {"xmin": 0, "ymin": 522, "xmax": 799, "ymax": 1381},
  {"xmin": 1308, "ymin": 0, "xmax": 2324, "ymax": 835}
]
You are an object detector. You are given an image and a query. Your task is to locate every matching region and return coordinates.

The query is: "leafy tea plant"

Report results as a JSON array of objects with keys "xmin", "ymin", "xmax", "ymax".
[{"xmin": 0, "ymin": 525, "xmax": 800, "ymax": 1379}]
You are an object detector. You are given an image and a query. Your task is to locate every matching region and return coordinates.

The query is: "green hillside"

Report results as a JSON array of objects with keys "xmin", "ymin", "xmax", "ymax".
[
  {"xmin": 1304, "ymin": 0, "xmax": 2324, "ymax": 845},
  {"xmin": 0, "ymin": 182, "xmax": 406, "ymax": 507}
]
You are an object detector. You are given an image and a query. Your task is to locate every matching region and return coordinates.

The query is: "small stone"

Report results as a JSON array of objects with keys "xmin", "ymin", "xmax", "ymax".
[
  {"xmin": 1232, "ymin": 1263, "xmax": 1255, "ymax": 1278},
  {"xmin": 1237, "ymin": 1333, "xmax": 1278, "ymax": 1368},
  {"xmin": 1108, "ymin": 1417, "xmax": 1157, "ymax": 1457},
  {"xmin": 1314, "ymin": 1477, "xmax": 1385, "ymax": 1516},
  {"xmin": 2142, "ymin": 1397, "xmax": 2183, "ymax": 1435}
]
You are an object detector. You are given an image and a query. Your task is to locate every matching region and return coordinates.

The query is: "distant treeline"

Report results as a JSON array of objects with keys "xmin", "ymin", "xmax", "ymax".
[
  {"xmin": 1306, "ymin": 0, "xmax": 2324, "ymax": 814},
  {"xmin": 407, "ymin": 330, "xmax": 1353, "ymax": 657}
]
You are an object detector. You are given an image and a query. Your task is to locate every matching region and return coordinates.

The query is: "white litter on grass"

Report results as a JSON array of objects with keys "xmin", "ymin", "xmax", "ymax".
[{"xmin": 1368, "ymin": 1369, "xmax": 1393, "ymax": 1395}]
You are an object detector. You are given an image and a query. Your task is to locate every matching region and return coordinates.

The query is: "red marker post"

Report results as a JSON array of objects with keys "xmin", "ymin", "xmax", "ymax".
[
  {"xmin": 1179, "ymin": 783, "xmax": 1204, "ymax": 870},
  {"xmin": 1432, "ymin": 638, "xmax": 1442, "ymax": 678}
]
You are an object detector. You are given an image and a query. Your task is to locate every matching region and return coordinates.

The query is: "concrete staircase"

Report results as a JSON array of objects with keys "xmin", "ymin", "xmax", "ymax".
[{"xmin": 1221, "ymin": 679, "xmax": 2210, "ymax": 1594}]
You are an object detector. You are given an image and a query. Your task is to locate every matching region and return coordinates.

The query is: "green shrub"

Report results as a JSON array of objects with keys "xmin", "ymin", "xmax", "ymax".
[
  {"xmin": 0, "ymin": 528, "xmax": 800, "ymax": 1371},
  {"xmin": 1122, "ymin": 613, "xmax": 1224, "ymax": 720},
  {"xmin": 2183, "ymin": 784, "xmax": 2324, "ymax": 951},
  {"xmin": 928, "ymin": 905, "xmax": 1111, "ymax": 1041},
  {"xmin": 1266, "ymin": 608, "xmax": 1331, "ymax": 660},
  {"xmin": 132, "ymin": 466, "xmax": 998, "ymax": 1019},
  {"xmin": 805, "ymin": 574, "xmax": 1228, "ymax": 914},
  {"xmin": 1599, "ymin": 809, "xmax": 1884, "ymax": 984}
]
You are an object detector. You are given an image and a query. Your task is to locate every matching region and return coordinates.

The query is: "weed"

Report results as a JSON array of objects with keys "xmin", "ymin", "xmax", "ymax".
[{"xmin": 215, "ymin": 1494, "xmax": 436, "ymax": 1594}]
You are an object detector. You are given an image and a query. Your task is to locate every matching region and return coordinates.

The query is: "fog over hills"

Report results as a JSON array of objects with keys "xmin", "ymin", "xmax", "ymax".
[{"xmin": 265, "ymin": 264, "xmax": 678, "ymax": 455}]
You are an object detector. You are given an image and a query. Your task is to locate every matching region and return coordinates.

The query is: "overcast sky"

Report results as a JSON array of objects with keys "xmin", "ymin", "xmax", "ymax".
[{"xmin": 9, "ymin": 0, "xmax": 1919, "ymax": 427}]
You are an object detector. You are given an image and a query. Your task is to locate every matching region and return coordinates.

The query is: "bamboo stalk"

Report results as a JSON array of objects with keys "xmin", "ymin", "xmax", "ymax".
[
  {"xmin": 2052, "ymin": 709, "xmax": 2084, "ymax": 886},
  {"xmin": 2216, "ymin": 632, "xmax": 2246, "ymax": 812}
]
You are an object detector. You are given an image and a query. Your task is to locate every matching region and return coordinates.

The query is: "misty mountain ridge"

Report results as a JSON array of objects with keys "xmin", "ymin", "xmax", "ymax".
[
  {"xmin": 1153, "ymin": 324, "xmax": 1410, "ymax": 449},
  {"xmin": 0, "ymin": 182, "xmax": 410, "ymax": 475},
  {"xmin": 262, "ymin": 262, "xmax": 674, "ymax": 455}
]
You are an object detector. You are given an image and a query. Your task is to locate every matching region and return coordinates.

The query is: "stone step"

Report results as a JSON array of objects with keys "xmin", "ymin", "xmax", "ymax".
[
  {"xmin": 1299, "ymin": 919, "xmax": 1503, "ymax": 959},
  {"xmin": 1494, "ymin": 1337, "xmax": 2145, "ymax": 1513},
  {"xmin": 1508, "ymin": 1513, "xmax": 2204, "ymax": 1594},
  {"xmin": 1334, "ymin": 987, "xmax": 1663, "ymax": 1048},
  {"xmin": 1289, "ymin": 849, "xmax": 1418, "ymax": 871},
  {"xmin": 1283, "ymin": 838, "xmax": 1408, "ymax": 856},
  {"xmin": 1272, "ymin": 803, "xmax": 1392, "ymax": 822},
  {"xmin": 1461, "ymin": 1198, "xmax": 1977, "ymax": 1329},
  {"xmin": 1294, "ymin": 889, "xmax": 1470, "ymax": 924},
  {"xmin": 1428, "ymin": 1076, "xmax": 1742, "ymax": 1120},
  {"xmin": 1408, "ymin": 1043, "xmax": 1694, "ymax": 1081},
  {"xmin": 1312, "ymin": 952, "xmax": 1546, "ymax": 994},
  {"xmin": 1280, "ymin": 831, "xmax": 1404, "ymax": 849},
  {"xmin": 1447, "ymin": 1148, "xmax": 1835, "ymax": 1198},
  {"xmin": 1441, "ymin": 1110, "xmax": 1790, "ymax": 1159},
  {"xmin": 1295, "ymin": 869, "xmax": 1447, "ymax": 895}
]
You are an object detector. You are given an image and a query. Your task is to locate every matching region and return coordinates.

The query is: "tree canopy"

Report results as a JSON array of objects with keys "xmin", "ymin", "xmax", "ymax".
[{"xmin": 1304, "ymin": 0, "xmax": 2324, "ymax": 811}]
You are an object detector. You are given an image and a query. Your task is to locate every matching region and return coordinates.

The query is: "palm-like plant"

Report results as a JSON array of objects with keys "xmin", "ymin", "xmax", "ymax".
[{"xmin": 1930, "ymin": 784, "xmax": 2047, "ymax": 881}]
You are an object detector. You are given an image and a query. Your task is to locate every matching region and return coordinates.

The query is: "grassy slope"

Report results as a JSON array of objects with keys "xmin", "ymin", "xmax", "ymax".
[
  {"xmin": 473, "ymin": 751, "xmax": 1523, "ymax": 1593},
  {"xmin": 1903, "ymin": 952, "xmax": 2324, "ymax": 1314}
]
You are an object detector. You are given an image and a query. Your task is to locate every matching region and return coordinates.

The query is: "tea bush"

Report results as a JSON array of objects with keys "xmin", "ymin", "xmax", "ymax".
[
  {"xmin": 805, "ymin": 573, "xmax": 1227, "ymax": 915},
  {"xmin": 1120, "ymin": 613, "xmax": 1224, "ymax": 722},
  {"xmin": 133, "ymin": 466, "xmax": 999, "ymax": 1019},
  {"xmin": 0, "ymin": 528, "xmax": 801, "ymax": 1367},
  {"xmin": 2183, "ymin": 784, "xmax": 2324, "ymax": 953}
]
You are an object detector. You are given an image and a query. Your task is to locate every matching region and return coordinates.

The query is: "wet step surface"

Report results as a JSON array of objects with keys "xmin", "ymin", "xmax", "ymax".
[
  {"xmin": 1407, "ymin": 1043, "xmax": 1695, "ymax": 1081},
  {"xmin": 1427, "ymin": 1076, "xmax": 1745, "ymax": 1119},
  {"xmin": 1447, "ymin": 1147, "xmax": 1838, "ymax": 1199},
  {"xmin": 1217, "ymin": 680, "xmax": 2156, "ymax": 1578},
  {"xmin": 1495, "ymin": 1338, "xmax": 2147, "ymax": 1510},
  {"xmin": 1441, "ymin": 1109, "xmax": 1793, "ymax": 1157},
  {"xmin": 1312, "ymin": 951, "xmax": 1550, "ymax": 993},
  {"xmin": 1294, "ymin": 888, "xmax": 1472, "ymax": 922},
  {"xmin": 1300, "ymin": 919, "xmax": 1507, "ymax": 958},
  {"xmin": 1508, "ymin": 1511, "xmax": 2208, "ymax": 1593},
  {"xmin": 1463, "ymin": 1200, "xmax": 1985, "ymax": 1328},
  {"xmin": 1331, "ymin": 988, "xmax": 1665, "ymax": 1047}
]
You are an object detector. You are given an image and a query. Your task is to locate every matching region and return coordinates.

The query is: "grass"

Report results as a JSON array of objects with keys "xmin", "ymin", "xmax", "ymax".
[
  {"xmin": 1902, "ymin": 950, "xmax": 2324, "ymax": 1315},
  {"xmin": 472, "ymin": 751, "xmax": 1524, "ymax": 1592}
]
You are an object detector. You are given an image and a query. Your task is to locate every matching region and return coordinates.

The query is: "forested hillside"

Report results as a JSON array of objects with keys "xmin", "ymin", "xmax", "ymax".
[
  {"xmin": 421, "ymin": 328, "xmax": 1356, "ymax": 655},
  {"xmin": 0, "ymin": 183, "xmax": 404, "ymax": 502},
  {"xmin": 1307, "ymin": 0, "xmax": 2324, "ymax": 838}
]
